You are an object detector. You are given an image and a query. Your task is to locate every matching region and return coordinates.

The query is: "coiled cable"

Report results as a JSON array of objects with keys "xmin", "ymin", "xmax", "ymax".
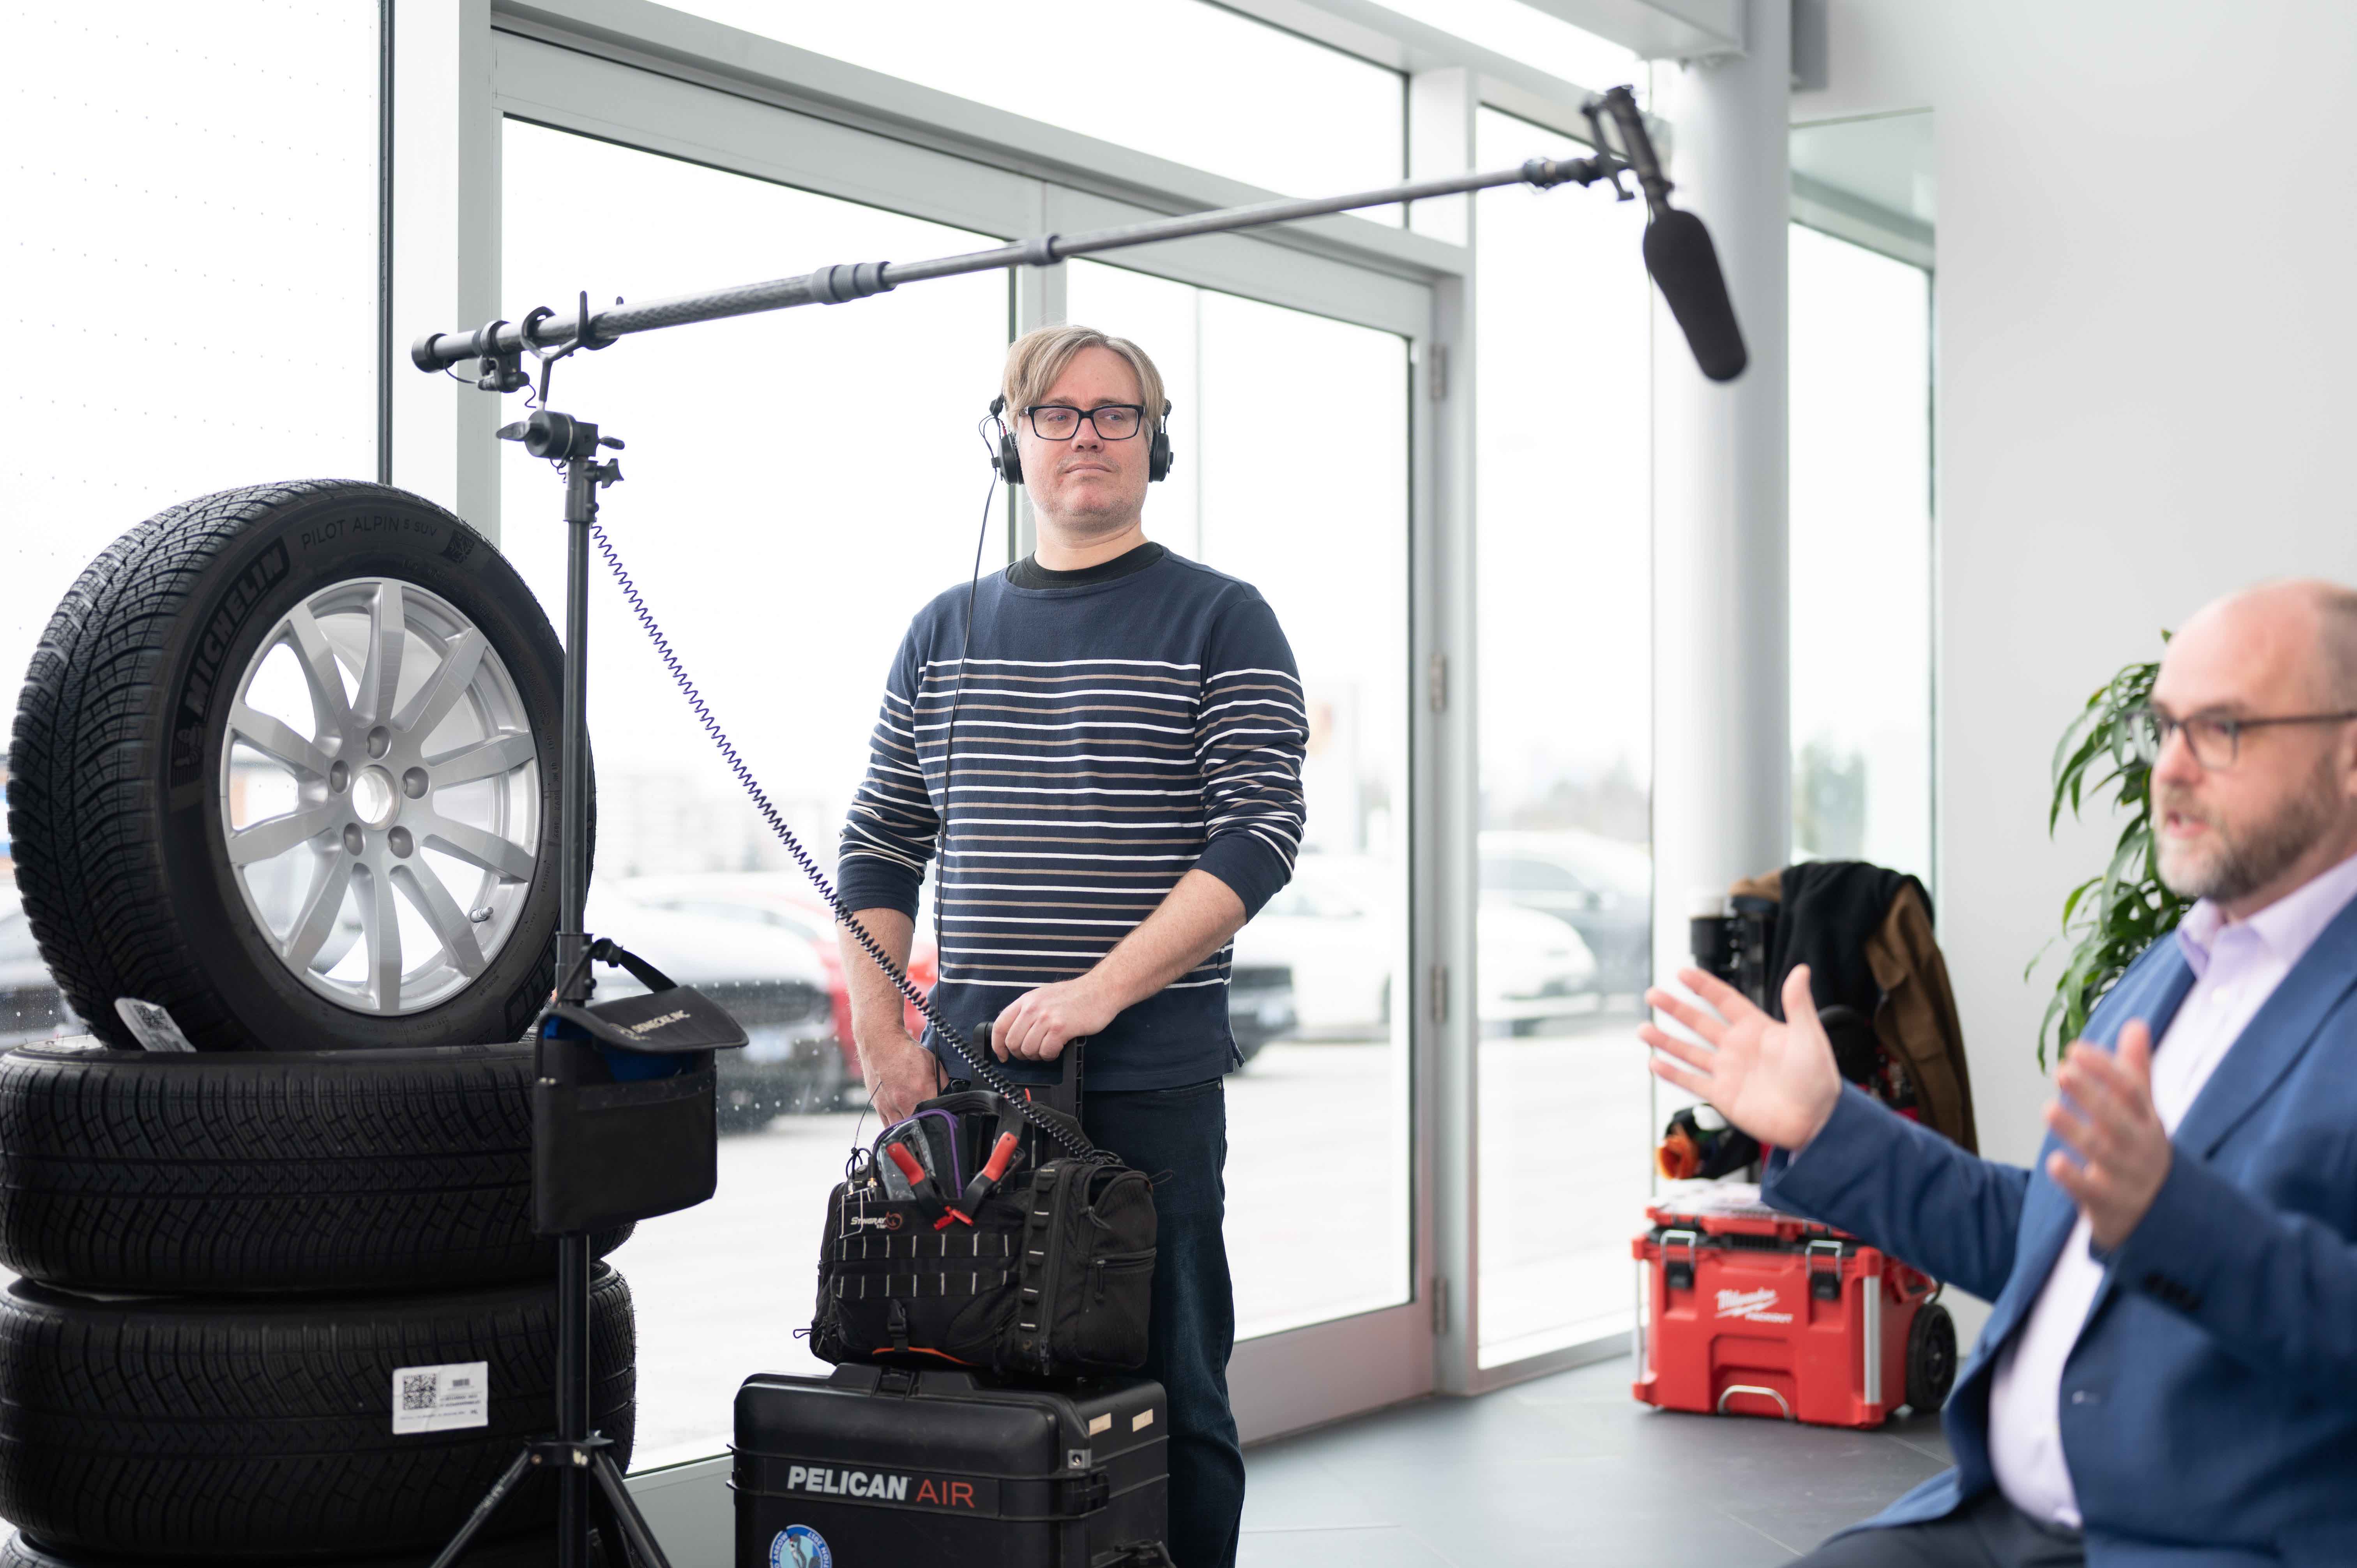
[{"xmin": 586, "ymin": 517, "xmax": 1098, "ymax": 1164}]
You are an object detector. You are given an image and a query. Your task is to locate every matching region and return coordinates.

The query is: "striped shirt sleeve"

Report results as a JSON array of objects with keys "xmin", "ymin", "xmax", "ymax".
[
  {"xmin": 837, "ymin": 627, "xmax": 937, "ymax": 920},
  {"xmin": 1191, "ymin": 593, "xmax": 1307, "ymax": 917}
]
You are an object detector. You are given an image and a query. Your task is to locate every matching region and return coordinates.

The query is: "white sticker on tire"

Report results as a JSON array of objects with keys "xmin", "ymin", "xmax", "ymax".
[
  {"xmin": 113, "ymin": 998, "xmax": 196, "ymax": 1052},
  {"xmin": 392, "ymin": 1361, "xmax": 489, "ymax": 1434}
]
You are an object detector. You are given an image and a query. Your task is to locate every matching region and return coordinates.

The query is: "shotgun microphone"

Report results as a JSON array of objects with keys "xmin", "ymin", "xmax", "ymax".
[{"xmin": 1597, "ymin": 88, "xmax": 1749, "ymax": 383}]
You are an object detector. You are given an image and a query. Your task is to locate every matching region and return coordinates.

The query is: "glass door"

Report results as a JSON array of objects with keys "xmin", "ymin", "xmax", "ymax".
[
  {"xmin": 492, "ymin": 80, "xmax": 1440, "ymax": 1455},
  {"xmin": 1471, "ymin": 107, "xmax": 1656, "ymax": 1368},
  {"xmin": 500, "ymin": 121, "xmax": 1016, "ymax": 1466},
  {"xmin": 1065, "ymin": 261, "xmax": 1417, "ymax": 1350}
]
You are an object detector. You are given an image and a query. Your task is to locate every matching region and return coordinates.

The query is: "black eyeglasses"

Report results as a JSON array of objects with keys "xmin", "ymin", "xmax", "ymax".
[
  {"xmin": 1024, "ymin": 404, "xmax": 1147, "ymax": 441},
  {"xmin": 2126, "ymin": 703, "xmax": 2357, "ymax": 770}
]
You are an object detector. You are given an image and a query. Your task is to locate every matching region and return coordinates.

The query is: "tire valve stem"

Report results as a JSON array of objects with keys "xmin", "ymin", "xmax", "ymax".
[{"xmin": 468, "ymin": 906, "xmax": 493, "ymax": 923}]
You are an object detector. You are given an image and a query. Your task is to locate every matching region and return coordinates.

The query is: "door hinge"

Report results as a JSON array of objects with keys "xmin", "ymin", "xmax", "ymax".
[
  {"xmin": 1429, "ymin": 963, "xmax": 1449, "ymax": 1025},
  {"xmin": 1428, "ymin": 651, "xmax": 1447, "ymax": 713},
  {"xmin": 1431, "ymin": 1278, "xmax": 1450, "ymax": 1337},
  {"xmin": 1428, "ymin": 343, "xmax": 1448, "ymax": 402}
]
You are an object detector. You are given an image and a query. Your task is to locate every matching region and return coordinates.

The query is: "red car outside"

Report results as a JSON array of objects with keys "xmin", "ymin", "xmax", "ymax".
[{"xmin": 610, "ymin": 874, "xmax": 938, "ymax": 1092}]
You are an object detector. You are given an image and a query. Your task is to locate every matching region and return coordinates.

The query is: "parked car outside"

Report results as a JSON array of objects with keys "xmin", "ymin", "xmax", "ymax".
[
  {"xmin": 1226, "ymin": 962, "xmax": 1298, "ymax": 1067},
  {"xmin": 3, "ymin": 878, "xmax": 838, "ymax": 1127},
  {"xmin": 1478, "ymin": 829, "xmax": 1652, "ymax": 997},
  {"xmin": 612, "ymin": 872, "xmax": 940, "ymax": 1092},
  {"xmin": 583, "ymin": 888, "xmax": 840, "ymax": 1131},
  {"xmin": 1234, "ymin": 856, "xmax": 1598, "ymax": 1039},
  {"xmin": 624, "ymin": 871, "xmax": 1297, "ymax": 1073}
]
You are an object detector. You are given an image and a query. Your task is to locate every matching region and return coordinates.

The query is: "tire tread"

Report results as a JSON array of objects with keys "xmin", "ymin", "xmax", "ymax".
[
  {"xmin": 0, "ymin": 1269, "xmax": 634, "ymax": 1557},
  {"xmin": 0, "ymin": 1042, "xmax": 629, "ymax": 1293}
]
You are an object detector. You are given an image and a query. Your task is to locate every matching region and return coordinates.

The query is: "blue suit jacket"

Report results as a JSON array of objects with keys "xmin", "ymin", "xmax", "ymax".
[{"xmin": 1762, "ymin": 895, "xmax": 2357, "ymax": 1567}]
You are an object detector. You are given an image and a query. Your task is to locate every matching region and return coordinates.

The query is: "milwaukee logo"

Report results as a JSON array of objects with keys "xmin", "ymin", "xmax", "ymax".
[{"xmin": 1715, "ymin": 1287, "xmax": 1792, "ymax": 1324}]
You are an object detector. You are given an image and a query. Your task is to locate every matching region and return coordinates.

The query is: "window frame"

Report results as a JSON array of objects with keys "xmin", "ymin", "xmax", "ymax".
[
  {"xmin": 391, "ymin": 0, "xmax": 1469, "ymax": 1475},
  {"xmin": 385, "ymin": 1, "xmax": 1675, "ymax": 1522}
]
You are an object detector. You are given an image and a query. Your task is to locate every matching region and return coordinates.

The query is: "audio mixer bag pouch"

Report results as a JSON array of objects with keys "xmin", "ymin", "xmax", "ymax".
[{"xmin": 809, "ymin": 1088, "xmax": 1157, "ymax": 1379}]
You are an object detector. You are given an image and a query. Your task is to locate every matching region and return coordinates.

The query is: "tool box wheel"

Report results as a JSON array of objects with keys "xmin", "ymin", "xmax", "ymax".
[{"xmin": 1905, "ymin": 1301, "xmax": 1957, "ymax": 1413}]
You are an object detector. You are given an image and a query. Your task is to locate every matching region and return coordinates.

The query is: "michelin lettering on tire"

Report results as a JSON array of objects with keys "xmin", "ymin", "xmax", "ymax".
[{"xmin": 8, "ymin": 480, "xmax": 583, "ymax": 1052}]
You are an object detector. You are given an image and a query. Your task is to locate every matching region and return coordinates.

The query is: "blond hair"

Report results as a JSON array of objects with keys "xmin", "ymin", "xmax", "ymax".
[{"xmin": 1000, "ymin": 324, "xmax": 1167, "ymax": 429}]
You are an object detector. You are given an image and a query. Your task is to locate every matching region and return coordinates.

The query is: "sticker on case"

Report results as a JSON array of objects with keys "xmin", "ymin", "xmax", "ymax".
[{"xmin": 770, "ymin": 1525, "xmax": 833, "ymax": 1568}]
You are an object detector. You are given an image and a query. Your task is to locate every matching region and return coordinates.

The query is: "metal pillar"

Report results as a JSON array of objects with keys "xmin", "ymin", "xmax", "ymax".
[
  {"xmin": 1406, "ymin": 64, "xmax": 1482, "ymax": 1395},
  {"xmin": 1650, "ymin": 0, "xmax": 1793, "ymax": 991},
  {"xmin": 389, "ymin": 0, "xmax": 502, "ymax": 537}
]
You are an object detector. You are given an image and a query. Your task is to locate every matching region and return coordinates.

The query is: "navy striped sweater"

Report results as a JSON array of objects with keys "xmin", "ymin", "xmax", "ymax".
[{"xmin": 838, "ymin": 545, "xmax": 1307, "ymax": 1090}]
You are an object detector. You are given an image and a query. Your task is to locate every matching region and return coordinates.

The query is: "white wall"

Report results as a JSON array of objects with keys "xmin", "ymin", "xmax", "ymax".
[{"xmin": 1797, "ymin": 2, "xmax": 2357, "ymax": 1199}]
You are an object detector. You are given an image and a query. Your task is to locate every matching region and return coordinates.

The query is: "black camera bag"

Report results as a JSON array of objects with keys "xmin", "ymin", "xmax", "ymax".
[{"xmin": 809, "ymin": 1054, "xmax": 1155, "ymax": 1379}]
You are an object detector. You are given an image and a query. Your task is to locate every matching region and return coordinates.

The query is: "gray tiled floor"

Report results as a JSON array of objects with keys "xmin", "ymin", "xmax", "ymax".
[{"xmin": 1239, "ymin": 1355, "xmax": 1954, "ymax": 1567}]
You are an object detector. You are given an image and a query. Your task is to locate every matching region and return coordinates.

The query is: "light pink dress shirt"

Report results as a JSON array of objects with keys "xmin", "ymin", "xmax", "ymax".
[{"xmin": 1986, "ymin": 848, "xmax": 2357, "ymax": 1527}]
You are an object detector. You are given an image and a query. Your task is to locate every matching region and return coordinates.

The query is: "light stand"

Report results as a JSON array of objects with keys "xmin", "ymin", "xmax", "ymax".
[
  {"xmin": 413, "ymin": 88, "xmax": 1741, "ymax": 1568},
  {"xmin": 429, "ymin": 324, "xmax": 666, "ymax": 1568}
]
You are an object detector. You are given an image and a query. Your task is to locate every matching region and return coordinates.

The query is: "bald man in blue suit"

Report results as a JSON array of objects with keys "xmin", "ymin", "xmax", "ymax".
[{"xmin": 1643, "ymin": 580, "xmax": 2357, "ymax": 1568}]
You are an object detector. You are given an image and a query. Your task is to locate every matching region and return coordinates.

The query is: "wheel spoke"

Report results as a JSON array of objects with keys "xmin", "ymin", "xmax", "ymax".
[
  {"xmin": 396, "ymin": 861, "xmax": 487, "ymax": 976},
  {"xmin": 391, "ymin": 628, "xmax": 488, "ymax": 742},
  {"xmin": 224, "ymin": 572, "xmax": 538, "ymax": 1018},
  {"xmin": 282, "ymin": 852, "xmax": 356, "ymax": 971},
  {"xmin": 428, "ymin": 731, "xmax": 535, "ymax": 788},
  {"xmin": 284, "ymin": 604, "xmax": 355, "ymax": 733},
  {"xmin": 228, "ymin": 802, "xmax": 343, "ymax": 865},
  {"xmin": 354, "ymin": 581, "xmax": 406, "ymax": 726},
  {"xmin": 228, "ymin": 702, "xmax": 332, "ymax": 779},
  {"xmin": 358, "ymin": 863, "xmax": 403, "ymax": 1012},
  {"xmin": 417, "ymin": 813, "xmax": 536, "ymax": 883},
  {"xmin": 314, "ymin": 910, "xmax": 363, "ymax": 974}
]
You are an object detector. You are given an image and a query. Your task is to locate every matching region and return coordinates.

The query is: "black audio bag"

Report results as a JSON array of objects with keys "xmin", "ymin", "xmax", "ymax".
[
  {"xmin": 808, "ymin": 1051, "xmax": 1155, "ymax": 1379},
  {"xmin": 534, "ymin": 938, "xmax": 746, "ymax": 1234},
  {"xmin": 735, "ymin": 1363, "xmax": 1173, "ymax": 1568}
]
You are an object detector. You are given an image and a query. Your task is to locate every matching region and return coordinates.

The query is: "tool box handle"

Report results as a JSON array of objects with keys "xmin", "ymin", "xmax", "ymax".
[
  {"xmin": 1717, "ymin": 1384, "xmax": 1795, "ymax": 1420},
  {"xmin": 1027, "ymin": 1038, "xmax": 1087, "ymax": 1121}
]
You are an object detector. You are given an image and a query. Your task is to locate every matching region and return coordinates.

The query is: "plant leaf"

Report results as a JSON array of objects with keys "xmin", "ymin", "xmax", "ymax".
[{"xmin": 2032, "ymin": 640, "xmax": 2187, "ymax": 1069}]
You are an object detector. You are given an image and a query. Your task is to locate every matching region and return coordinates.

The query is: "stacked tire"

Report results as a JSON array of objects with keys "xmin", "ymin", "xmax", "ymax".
[{"xmin": 2, "ymin": 484, "xmax": 629, "ymax": 1563}]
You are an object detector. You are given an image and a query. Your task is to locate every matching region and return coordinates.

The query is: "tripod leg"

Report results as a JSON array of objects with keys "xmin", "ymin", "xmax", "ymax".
[
  {"xmin": 429, "ymin": 1446, "xmax": 537, "ymax": 1568},
  {"xmin": 588, "ymin": 1450, "xmax": 675, "ymax": 1568}
]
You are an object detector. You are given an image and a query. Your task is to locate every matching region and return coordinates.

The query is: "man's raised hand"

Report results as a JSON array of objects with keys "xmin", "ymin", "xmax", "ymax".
[
  {"xmin": 2044, "ymin": 1019, "xmax": 2173, "ymax": 1250},
  {"xmin": 1639, "ymin": 965, "xmax": 1846, "ymax": 1153}
]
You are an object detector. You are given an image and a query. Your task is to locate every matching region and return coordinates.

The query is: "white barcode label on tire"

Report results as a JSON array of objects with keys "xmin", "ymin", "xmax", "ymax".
[{"xmin": 391, "ymin": 1361, "xmax": 489, "ymax": 1434}]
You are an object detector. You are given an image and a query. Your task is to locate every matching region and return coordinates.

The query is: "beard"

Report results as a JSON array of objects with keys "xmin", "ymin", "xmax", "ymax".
[{"xmin": 2155, "ymin": 750, "xmax": 2343, "ymax": 904}]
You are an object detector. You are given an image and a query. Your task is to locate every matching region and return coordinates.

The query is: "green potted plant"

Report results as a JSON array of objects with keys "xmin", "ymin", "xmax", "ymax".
[{"xmin": 2033, "ymin": 640, "xmax": 2194, "ymax": 1068}]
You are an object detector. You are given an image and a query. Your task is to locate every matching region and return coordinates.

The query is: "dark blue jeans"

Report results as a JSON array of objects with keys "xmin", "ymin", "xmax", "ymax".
[{"xmin": 1083, "ymin": 1079, "xmax": 1244, "ymax": 1568}]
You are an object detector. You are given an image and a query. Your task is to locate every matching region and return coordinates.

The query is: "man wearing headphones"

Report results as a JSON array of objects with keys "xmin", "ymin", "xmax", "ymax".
[{"xmin": 836, "ymin": 324, "xmax": 1308, "ymax": 1568}]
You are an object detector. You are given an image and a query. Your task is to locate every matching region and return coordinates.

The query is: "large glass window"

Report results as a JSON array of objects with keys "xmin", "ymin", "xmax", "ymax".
[
  {"xmin": 1065, "ymin": 260, "xmax": 1415, "ymax": 1342},
  {"xmin": 1470, "ymin": 107, "xmax": 1654, "ymax": 1367},
  {"xmin": 670, "ymin": 1, "xmax": 1403, "ymax": 199},
  {"xmin": 500, "ymin": 122, "xmax": 1014, "ymax": 1464},
  {"xmin": 1789, "ymin": 226, "xmax": 1934, "ymax": 881},
  {"xmin": 3, "ymin": 2, "xmax": 378, "ymax": 1047}
]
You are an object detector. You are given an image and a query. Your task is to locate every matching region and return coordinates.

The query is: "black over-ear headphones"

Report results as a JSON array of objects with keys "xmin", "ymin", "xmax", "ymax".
[{"xmin": 989, "ymin": 396, "xmax": 1173, "ymax": 486}]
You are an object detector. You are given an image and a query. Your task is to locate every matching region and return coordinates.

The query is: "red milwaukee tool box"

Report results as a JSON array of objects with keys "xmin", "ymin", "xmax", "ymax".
[{"xmin": 1631, "ymin": 1183, "xmax": 1956, "ymax": 1429}]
